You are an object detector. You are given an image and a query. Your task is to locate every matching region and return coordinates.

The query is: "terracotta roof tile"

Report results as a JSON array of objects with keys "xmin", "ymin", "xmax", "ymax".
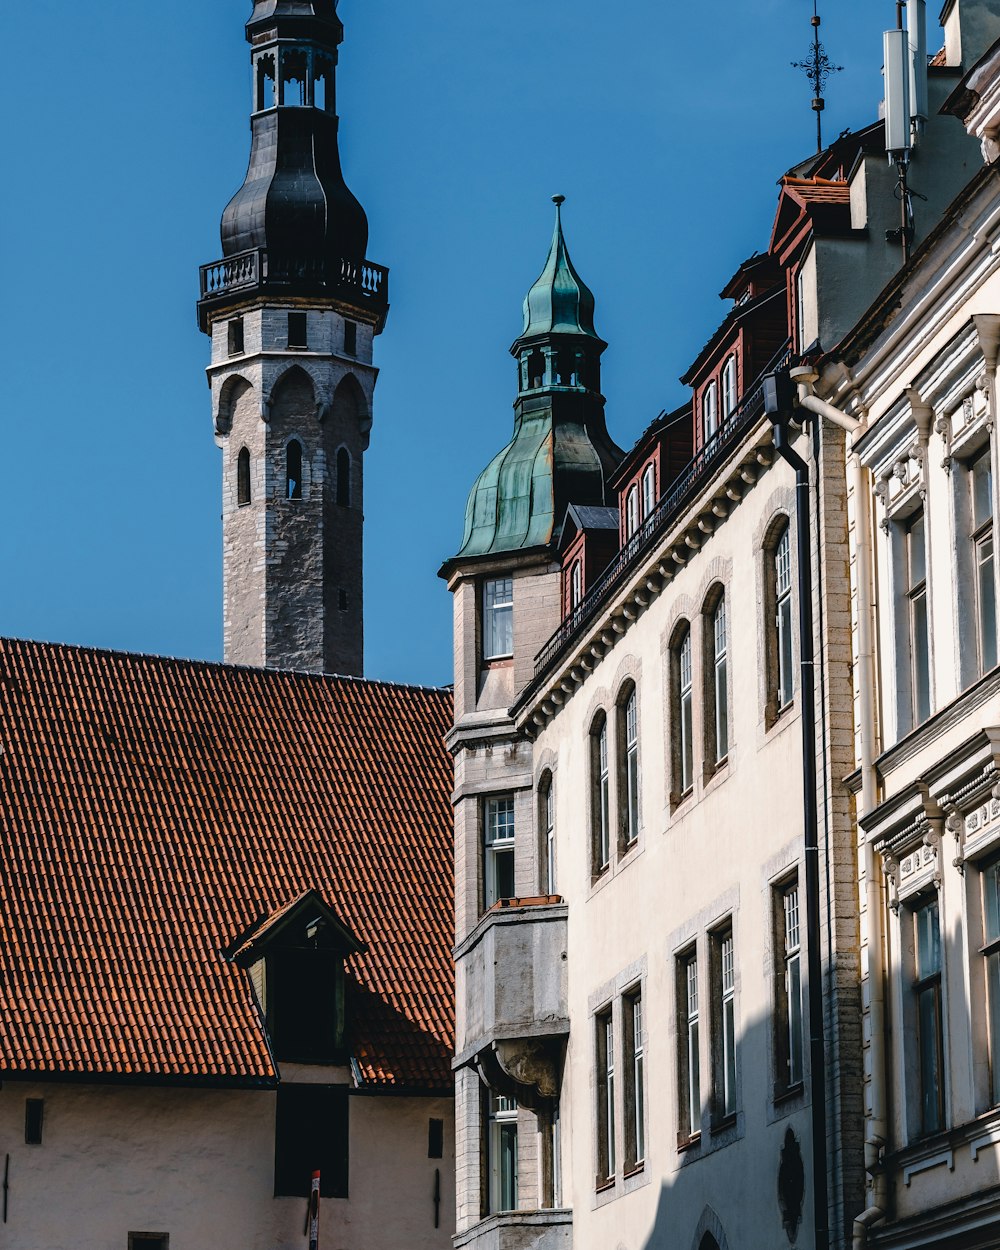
[
  {"xmin": 0, "ymin": 638, "xmax": 454, "ymax": 1091},
  {"xmin": 779, "ymin": 176, "xmax": 852, "ymax": 206}
]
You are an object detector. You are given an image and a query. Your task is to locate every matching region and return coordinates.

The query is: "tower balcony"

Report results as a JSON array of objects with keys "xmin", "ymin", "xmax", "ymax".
[
  {"xmin": 197, "ymin": 248, "xmax": 389, "ymax": 332},
  {"xmin": 455, "ymin": 898, "xmax": 568, "ymax": 1105}
]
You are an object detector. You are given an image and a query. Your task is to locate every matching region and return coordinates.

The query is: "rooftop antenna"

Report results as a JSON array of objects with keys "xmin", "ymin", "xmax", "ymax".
[
  {"xmin": 791, "ymin": 0, "xmax": 843, "ymax": 154},
  {"xmin": 884, "ymin": 1, "xmax": 918, "ymax": 261}
]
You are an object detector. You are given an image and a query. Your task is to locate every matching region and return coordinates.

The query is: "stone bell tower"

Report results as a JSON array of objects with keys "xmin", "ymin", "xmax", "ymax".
[{"xmin": 197, "ymin": 0, "xmax": 388, "ymax": 677}]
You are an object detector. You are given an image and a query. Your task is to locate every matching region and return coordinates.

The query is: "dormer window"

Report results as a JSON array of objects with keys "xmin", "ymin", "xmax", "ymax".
[
  {"xmin": 227, "ymin": 892, "xmax": 366, "ymax": 1067},
  {"xmin": 722, "ymin": 356, "xmax": 737, "ymax": 422},
  {"xmin": 625, "ymin": 486, "xmax": 640, "ymax": 540},
  {"xmin": 641, "ymin": 464, "xmax": 656, "ymax": 519}
]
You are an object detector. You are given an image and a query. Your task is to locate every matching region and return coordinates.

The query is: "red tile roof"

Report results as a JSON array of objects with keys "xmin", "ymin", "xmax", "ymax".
[
  {"xmin": 0, "ymin": 638, "xmax": 455, "ymax": 1092},
  {"xmin": 779, "ymin": 176, "xmax": 852, "ymax": 207}
]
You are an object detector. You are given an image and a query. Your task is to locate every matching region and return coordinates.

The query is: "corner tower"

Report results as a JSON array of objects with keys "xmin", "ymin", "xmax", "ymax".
[{"xmin": 198, "ymin": 0, "xmax": 387, "ymax": 677}]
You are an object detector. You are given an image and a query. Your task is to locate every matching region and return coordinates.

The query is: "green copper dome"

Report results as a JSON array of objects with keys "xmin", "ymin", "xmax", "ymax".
[{"xmin": 520, "ymin": 196, "xmax": 602, "ymax": 343}]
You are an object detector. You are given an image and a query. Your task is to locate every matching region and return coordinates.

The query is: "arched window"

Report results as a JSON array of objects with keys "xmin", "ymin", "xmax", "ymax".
[
  {"xmin": 703, "ymin": 381, "xmax": 719, "ymax": 444},
  {"xmin": 711, "ymin": 593, "xmax": 728, "ymax": 764},
  {"xmin": 641, "ymin": 464, "xmax": 656, "ymax": 519},
  {"xmin": 286, "ymin": 440, "xmax": 303, "ymax": 500},
  {"xmin": 618, "ymin": 685, "xmax": 640, "ymax": 848},
  {"xmin": 774, "ymin": 524, "xmax": 793, "ymax": 709},
  {"xmin": 625, "ymin": 486, "xmax": 640, "ymax": 541},
  {"xmin": 237, "ymin": 447, "xmax": 251, "ymax": 507},
  {"xmin": 675, "ymin": 625, "xmax": 694, "ymax": 796},
  {"xmin": 527, "ymin": 349, "xmax": 545, "ymax": 390},
  {"xmin": 570, "ymin": 560, "xmax": 583, "ymax": 610},
  {"xmin": 721, "ymin": 356, "xmax": 738, "ymax": 421},
  {"xmin": 336, "ymin": 448, "xmax": 351, "ymax": 507},
  {"xmin": 590, "ymin": 714, "xmax": 610, "ymax": 874},
  {"xmin": 538, "ymin": 772, "xmax": 555, "ymax": 894}
]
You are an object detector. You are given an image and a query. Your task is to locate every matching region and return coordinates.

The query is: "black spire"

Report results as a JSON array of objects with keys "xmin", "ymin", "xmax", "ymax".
[{"xmin": 198, "ymin": 0, "xmax": 387, "ymax": 331}]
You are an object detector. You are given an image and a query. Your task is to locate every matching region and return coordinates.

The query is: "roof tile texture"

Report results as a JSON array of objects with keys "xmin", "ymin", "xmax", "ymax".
[{"xmin": 0, "ymin": 638, "xmax": 454, "ymax": 1091}]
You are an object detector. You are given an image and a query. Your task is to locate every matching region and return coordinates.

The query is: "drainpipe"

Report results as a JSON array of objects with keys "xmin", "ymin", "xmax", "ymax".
[
  {"xmin": 764, "ymin": 371, "xmax": 829, "ymax": 1250},
  {"xmin": 791, "ymin": 369, "xmax": 888, "ymax": 1250}
]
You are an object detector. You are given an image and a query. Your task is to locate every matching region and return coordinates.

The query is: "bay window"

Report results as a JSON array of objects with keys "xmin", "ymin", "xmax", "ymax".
[
  {"xmin": 484, "ymin": 797, "xmax": 515, "ymax": 909},
  {"xmin": 483, "ymin": 578, "xmax": 514, "ymax": 661},
  {"xmin": 488, "ymin": 1093, "xmax": 518, "ymax": 1212}
]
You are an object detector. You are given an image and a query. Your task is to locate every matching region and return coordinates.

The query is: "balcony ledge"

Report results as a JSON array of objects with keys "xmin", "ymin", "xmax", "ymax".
[{"xmin": 454, "ymin": 1209, "xmax": 572, "ymax": 1250}]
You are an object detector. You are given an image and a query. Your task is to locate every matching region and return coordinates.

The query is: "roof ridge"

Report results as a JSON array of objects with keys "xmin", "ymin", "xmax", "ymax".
[{"xmin": 0, "ymin": 635, "xmax": 452, "ymax": 697}]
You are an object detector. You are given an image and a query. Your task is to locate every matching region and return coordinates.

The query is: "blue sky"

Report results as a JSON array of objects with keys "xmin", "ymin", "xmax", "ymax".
[{"xmin": 3, "ymin": 1, "xmax": 907, "ymax": 685}]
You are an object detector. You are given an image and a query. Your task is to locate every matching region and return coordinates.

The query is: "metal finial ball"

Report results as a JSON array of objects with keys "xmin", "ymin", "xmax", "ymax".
[{"xmin": 552, "ymin": 194, "xmax": 566, "ymax": 206}]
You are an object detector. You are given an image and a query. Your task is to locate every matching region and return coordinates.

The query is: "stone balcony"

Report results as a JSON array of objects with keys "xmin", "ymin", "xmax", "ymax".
[
  {"xmin": 454, "ymin": 1211, "xmax": 572, "ymax": 1250},
  {"xmin": 455, "ymin": 898, "xmax": 568, "ymax": 1105}
]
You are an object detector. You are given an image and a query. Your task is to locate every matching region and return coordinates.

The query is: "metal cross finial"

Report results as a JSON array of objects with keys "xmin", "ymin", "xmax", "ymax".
[{"xmin": 791, "ymin": 0, "xmax": 843, "ymax": 153}]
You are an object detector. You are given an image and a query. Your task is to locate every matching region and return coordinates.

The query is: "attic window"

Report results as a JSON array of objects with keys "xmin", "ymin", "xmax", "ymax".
[{"xmin": 267, "ymin": 944, "xmax": 346, "ymax": 1064}]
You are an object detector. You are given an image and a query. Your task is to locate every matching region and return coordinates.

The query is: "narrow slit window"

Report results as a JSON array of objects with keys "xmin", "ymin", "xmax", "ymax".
[
  {"xmin": 428, "ymin": 1118, "xmax": 444, "ymax": 1159},
  {"xmin": 775, "ymin": 526, "xmax": 794, "ymax": 710},
  {"xmin": 237, "ymin": 447, "xmax": 251, "ymax": 507},
  {"xmin": 343, "ymin": 321, "xmax": 357, "ymax": 356},
  {"xmin": 286, "ymin": 440, "xmax": 303, "ymax": 500},
  {"xmin": 678, "ymin": 628, "xmax": 694, "ymax": 794},
  {"xmin": 24, "ymin": 1098, "xmax": 43, "ymax": 1145},
  {"xmin": 713, "ymin": 595, "xmax": 728, "ymax": 763},
  {"xmin": 228, "ymin": 317, "xmax": 245, "ymax": 356},
  {"xmin": 336, "ymin": 448, "xmax": 351, "ymax": 507}
]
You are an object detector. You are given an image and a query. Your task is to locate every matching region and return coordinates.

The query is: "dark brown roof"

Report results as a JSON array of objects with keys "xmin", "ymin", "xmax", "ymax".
[{"xmin": 0, "ymin": 638, "xmax": 454, "ymax": 1091}]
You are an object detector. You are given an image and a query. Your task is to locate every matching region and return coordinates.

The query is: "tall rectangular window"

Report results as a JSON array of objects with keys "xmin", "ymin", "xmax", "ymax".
[
  {"xmin": 702, "ymin": 381, "xmax": 718, "ymax": 444},
  {"xmin": 713, "ymin": 595, "xmax": 728, "ymax": 764},
  {"xmin": 713, "ymin": 929, "xmax": 737, "ymax": 1119},
  {"xmin": 484, "ymin": 797, "xmax": 515, "ymax": 908},
  {"xmin": 570, "ymin": 559, "xmax": 583, "ymax": 610},
  {"xmin": 228, "ymin": 317, "xmax": 244, "ymax": 356},
  {"xmin": 274, "ymin": 1084, "xmax": 349, "ymax": 1197},
  {"xmin": 483, "ymin": 578, "xmax": 514, "ymax": 660},
  {"xmin": 984, "ymin": 860, "xmax": 1000, "ymax": 1106},
  {"xmin": 641, "ymin": 464, "xmax": 656, "ymax": 518},
  {"xmin": 775, "ymin": 526, "xmax": 794, "ymax": 710},
  {"xmin": 622, "ymin": 688, "xmax": 640, "ymax": 846},
  {"xmin": 971, "ymin": 450, "xmax": 997, "ymax": 675},
  {"xmin": 24, "ymin": 1099, "xmax": 43, "ymax": 1145},
  {"xmin": 906, "ymin": 512, "xmax": 931, "ymax": 724},
  {"xmin": 343, "ymin": 319, "xmax": 357, "ymax": 356},
  {"xmin": 288, "ymin": 311, "xmax": 308, "ymax": 349},
  {"xmin": 679, "ymin": 629, "xmax": 694, "ymax": 794},
  {"xmin": 625, "ymin": 486, "xmax": 640, "ymax": 540},
  {"xmin": 592, "ymin": 717, "xmax": 610, "ymax": 874},
  {"xmin": 624, "ymin": 990, "xmax": 645, "ymax": 1171},
  {"xmin": 914, "ymin": 897, "xmax": 944, "ymax": 1135},
  {"xmin": 775, "ymin": 881, "xmax": 803, "ymax": 1093},
  {"xmin": 678, "ymin": 953, "xmax": 700, "ymax": 1140},
  {"xmin": 541, "ymin": 777, "xmax": 556, "ymax": 894},
  {"xmin": 488, "ymin": 1093, "xmax": 518, "ymax": 1213},
  {"xmin": 595, "ymin": 1010, "xmax": 615, "ymax": 1184},
  {"xmin": 721, "ymin": 356, "xmax": 737, "ymax": 421}
]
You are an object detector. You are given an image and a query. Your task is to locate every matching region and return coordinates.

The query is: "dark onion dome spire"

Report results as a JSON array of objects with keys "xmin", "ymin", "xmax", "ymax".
[
  {"xmin": 448, "ymin": 197, "xmax": 622, "ymax": 564},
  {"xmin": 198, "ymin": 0, "xmax": 386, "ymax": 331}
]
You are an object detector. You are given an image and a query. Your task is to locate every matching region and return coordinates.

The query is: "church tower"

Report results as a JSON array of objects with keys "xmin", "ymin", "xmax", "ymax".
[{"xmin": 197, "ymin": 0, "xmax": 387, "ymax": 677}]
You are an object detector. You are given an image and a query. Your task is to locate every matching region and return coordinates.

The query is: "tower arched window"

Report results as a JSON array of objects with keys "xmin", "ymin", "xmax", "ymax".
[
  {"xmin": 237, "ymin": 447, "xmax": 251, "ymax": 507},
  {"xmin": 527, "ymin": 349, "xmax": 545, "ymax": 390},
  {"xmin": 286, "ymin": 440, "xmax": 303, "ymax": 500},
  {"xmin": 336, "ymin": 448, "xmax": 351, "ymax": 507}
]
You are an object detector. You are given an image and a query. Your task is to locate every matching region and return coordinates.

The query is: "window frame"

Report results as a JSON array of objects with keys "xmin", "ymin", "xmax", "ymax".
[
  {"xmin": 228, "ymin": 317, "xmax": 245, "ymax": 357},
  {"xmin": 570, "ymin": 559, "xmax": 583, "ymax": 611},
  {"xmin": 912, "ymin": 895, "xmax": 945, "ymax": 1137},
  {"xmin": 904, "ymin": 510, "xmax": 931, "ymax": 726},
  {"xmin": 983, "ymin": 857, "xmax": 1000, "ymax": 1107},
  {"xmin": 618, "ymin": 684, "xmax": 640, "ymax": 851},
  {"xmin": 482, "ymin": 577, "xmax": 514, "ymax": 662},
  {"xmin": 675, "ymin": 626, "xmax": 695, "ymax": 798},
  {"xmin": 237, "ymin": 446, "xmax": 252, "ymax": 507},
  {"xmin": 641, "ymin": 463, "xmax": 656, "ymax": 519},
  {"xmin": 704, "ymin": 590, "xmax": 729, "ymax": 770},
  {"xmin": 721, "ymin": 355, "xmax": 737, "ymax": 422},
  {"xmin": 625, "ymin": 486, "xmax": 640, "ymax": 541},
  {"xmin": 702, "ymin": 380, "xmax": 719, "ymax": 445},
  {"xmin": 595, "ymin": 1008, "xmax": 616, "ymax": 1186},
  {"xmin": 590, "ymin": 714, "xmax": 611, "ymax": 876},
  {"xmin": 539, "ymin": 772, "xmax": 556, "ymax": 895},
  {"xmin": 288, "ymin": 310, "xmax": 308, "ymax": 350},
  {"xmin": 285, "ymin": 439, "xmax": 303, "ymax": 501},
  {"xmin": 775, "ymin": 524, "xmax": 794, "ymax": 712},
  {"xmin": 711, "ymin": 925, "xmax": 737, "ymax": 1122},
  {"xmin": 677, "ymin": 950, "xmax": 701, "ymax": 1144},
  {"xmin": 487, "ymin": 1092, "xmax": 519, "ymax": 1213},
  {"xmin": 774, "ymin": 878, "xmax": 804, "ymax": 1098},
  {"xmin": 623, "ymin": 988, "xmax": 646, "ymax": 1173},
  {"xmin": 970, "ymin": 448, "xmax": 997, "ymax": 677},
  {"xmin": 483, "ymin": 795, "xmax": 516, "ymax": 910}
]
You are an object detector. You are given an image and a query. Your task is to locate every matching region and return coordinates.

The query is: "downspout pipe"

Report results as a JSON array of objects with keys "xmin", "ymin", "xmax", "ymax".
[
  {"xmin": 764, "ymin": 370, "xmax": 829, "ymax": 1250},
  {"xmin": 793, "ymin": 369, "xmax": 889, "ymax": 1249}
]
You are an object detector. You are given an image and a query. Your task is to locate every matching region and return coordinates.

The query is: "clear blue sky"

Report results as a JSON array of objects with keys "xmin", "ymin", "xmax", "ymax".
[{"xmin": 4, "ymin": 1, "xmax": 907, "ymax": 685}]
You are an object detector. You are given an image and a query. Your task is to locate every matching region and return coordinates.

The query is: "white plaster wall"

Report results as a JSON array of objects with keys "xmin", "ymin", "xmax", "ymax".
[{"xmin": 0, "ymin": 1082, "xmax": 453, "ymax": 1250}]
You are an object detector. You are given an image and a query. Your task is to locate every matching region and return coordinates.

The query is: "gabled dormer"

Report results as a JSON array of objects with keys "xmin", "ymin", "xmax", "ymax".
[{"xmin": 226, "ymin": 890, "xmax": 367, "ymax": 1066}]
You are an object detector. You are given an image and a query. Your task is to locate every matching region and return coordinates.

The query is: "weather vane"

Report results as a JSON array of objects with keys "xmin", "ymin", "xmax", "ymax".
[{"xmin": 791, "ymin": 0, "xmax": 843, "ymax": 153}]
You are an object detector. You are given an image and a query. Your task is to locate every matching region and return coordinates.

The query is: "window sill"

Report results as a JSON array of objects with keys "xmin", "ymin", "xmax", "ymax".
[
  {"xmin": 710, "ymin": 1113, "xmax": 737, "ymax": 1136},
  {"xmin": 594, "ymin": 1177, "xmax": 616, "ymax": 1194},
  {"xmin": 773, "ymin": 1081, "xmax": 804, "ymax": 1107},
  {"xmin": 676, "ymin": 1131, "xmax": 701, "ymax": 1153},
  {"xmin": 623, "ymin": 1162, "xmax": 645, "ymax": 1179},
  {"xmin": 481, "ymin": 657, "xmax": 513, "ymax": 669}
]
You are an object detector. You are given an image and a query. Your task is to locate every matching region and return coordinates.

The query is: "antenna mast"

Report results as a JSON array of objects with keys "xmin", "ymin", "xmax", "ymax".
[{"xmin": 791, "ymin": 0, "xmax": 843, "ymax": 153}]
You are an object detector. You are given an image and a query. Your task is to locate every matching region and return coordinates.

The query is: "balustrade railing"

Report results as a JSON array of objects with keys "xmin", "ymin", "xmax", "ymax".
[
  {"xmin": 198, "ymin": 248, "xmax": 389, "ymax": 306},
  {"xmin": 533, "ymin": 340, "xmax": 794, "ymax": 676}
]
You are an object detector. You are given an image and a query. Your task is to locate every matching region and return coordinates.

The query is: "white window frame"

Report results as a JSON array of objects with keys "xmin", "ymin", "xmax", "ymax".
[
  {"xmin": 627, "ymin": 991, "xmax": 645, "ymax": 1168},
  {"xmin": 702, "ymin": 381, "xmax": 719, "ymax": 444},
  {"xmin": 489, "ymin": 1092, "xmax": 518, "ymax": 1213},
  {"xmin": 904, "ymin": 512, "xmax": 931, "ymax": 725},
  {"xmin": 682, "ymin": 954, "xmax": 701, "ymax": 1138},
  {"xmin": 484, "ymin": 796, "xmax": 515, "ymax": 909},
  {"xmin": 775, "ymin": 526, "xmax": 794, "ymax": 710},
  {"xmin": 593, "ymin": 718, "xmax": 611, "ymax": 873},
  {"xmin": 623, "ymin": 688, "xmax": 640, "ymax": 846},
  {"xmin": 721, "ymin": 355, "xmax": 737, "ymax": 422},
  {"xmin": 679, "ymin": 629, "xmax": 694, "ymax": 794},
  {"xmin": 719, "ymin": 930, "xmax": 736, "ymax": 1117},
  {"xmin": 641, "ymin": 463, "xmax": 656, "ymax": 519},
  {"xmin": 713, "ymin": 594, "xmax": 728, "ymax": 764},
  {"xmin": 483, "ymin": 577, "xmax": 514, "ymax": 661},
  {"xmin": 570, "ymin": 559, "xmax": 583, "ymax": 611},
  {"xmin": 782, "ymin": 883, "xmax": 803, "ymax": 1088},
  {"xmin": 625, "ymin": 486, "xmax": 640, "ymax": 540}
]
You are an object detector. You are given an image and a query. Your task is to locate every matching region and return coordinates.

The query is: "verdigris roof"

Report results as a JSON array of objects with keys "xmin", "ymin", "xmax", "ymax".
[{"xmin": 520, "ymin": 196, "xmax": 603, "ymax": 343}]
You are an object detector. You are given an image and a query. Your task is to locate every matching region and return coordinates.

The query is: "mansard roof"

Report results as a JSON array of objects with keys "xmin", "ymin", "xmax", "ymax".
[{"xmin": 0, "ymin": 638, "xmax": 454, "ymax": 1092}]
